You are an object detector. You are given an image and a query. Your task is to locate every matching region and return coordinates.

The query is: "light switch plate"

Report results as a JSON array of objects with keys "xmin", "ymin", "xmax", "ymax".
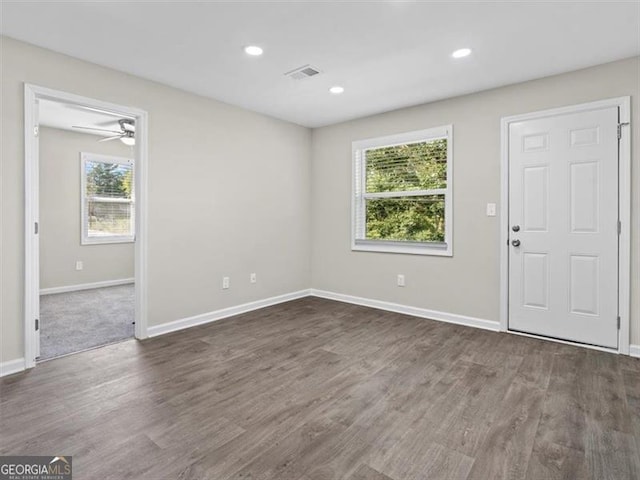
[{"xmin": 486, "ymin": 203, "xmax": 497, "ymax": 217}]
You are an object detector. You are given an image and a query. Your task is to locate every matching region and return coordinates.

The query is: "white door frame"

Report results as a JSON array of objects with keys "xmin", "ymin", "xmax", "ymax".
[
  {"xmin": 499, "ymin": 96, "xmax": 631, "ymax": 354},
  {"xmin": 24, "ymin": 84, "xmax": 149, "ymax": 369}
]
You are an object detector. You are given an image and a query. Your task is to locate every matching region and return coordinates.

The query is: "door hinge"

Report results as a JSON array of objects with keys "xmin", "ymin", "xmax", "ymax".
[
  {"xmin": 617, "ymin": 220, "xmax": 621, "ymax": 235},
  {"xmin": 35, "ymin": 318, "xmax": 39, "ymax": 331},
  {"xmin": 34, "ymin": 222, "xmax": 39, "ymax": 235},
  {"xmin": 33, "ymin": 126, "xmax": 39, "ymax": 137},
  {"xmin": 617, "ymin": 316, "xmax": 621, "ymax": 329},
  {"xmin": 617, "ymin": 122, "xmax": 630, "ymax": 139}
]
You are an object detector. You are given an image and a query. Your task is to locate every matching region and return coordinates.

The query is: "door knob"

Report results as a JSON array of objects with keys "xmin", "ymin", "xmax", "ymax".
[
  {"xmin": 512, "ymin": 225, "xmax": 520, "ymax": 232},
  {"xmin": 512, "ymin": 239, "xmax": 521, "ymax": 247}
]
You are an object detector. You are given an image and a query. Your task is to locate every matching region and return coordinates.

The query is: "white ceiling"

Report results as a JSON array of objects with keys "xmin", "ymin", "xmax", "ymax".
[
  {"xmin": 39, "ymin": 99, "xmax": 130, "ymax": 137},
  {"xmin": 2, "ymin": 1, "xmax": 639, "ymax": 127}
]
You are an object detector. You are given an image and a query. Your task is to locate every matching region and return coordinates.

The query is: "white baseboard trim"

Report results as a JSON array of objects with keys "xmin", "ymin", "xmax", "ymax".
[
  {"xmin": 309, "ymin": 289, "xmax": 500, "ymax": 332},
  {"xmin": 40, "ymin": 278, "xmax": 135, "ymax": 296},
  {"xmin": 0, "ymin": 358, "xmax": 26, "ymax": 377},
  {"xmin": 8, "ymin": 287, "xmax": 634, "ymax": 372},
  {"xmin": 147, "ymin": 289, "xmax": 312, "ymax": 338}
]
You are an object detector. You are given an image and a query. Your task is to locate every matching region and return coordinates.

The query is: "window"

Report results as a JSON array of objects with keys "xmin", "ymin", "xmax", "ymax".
[
  {"xmin": 81, "ymin": 153, "xmax": 135, "ymax": 245},
  {"xmin": 352, "ymin": 125, "xmax": 452, "ymax": 256}
]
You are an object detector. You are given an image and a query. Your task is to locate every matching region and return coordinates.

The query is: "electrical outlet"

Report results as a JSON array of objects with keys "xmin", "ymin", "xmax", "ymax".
[
  {"xmin": 222, "ymin": 277, "xmax": 230, "ymax": 289},
  {"xmin": 75, "ymin": 261, "xmax": 83, "ymax": 271},
  {"xmin": 486, "ymin": 203, "xmax": 497, "ymax": 217},
  {"xmin": 250, "ymin": 273, "xmax": 257, "ymax": 284},
  {"xmin": 397, "ymin": 274, "xmax": 405, "ymax": 287}
]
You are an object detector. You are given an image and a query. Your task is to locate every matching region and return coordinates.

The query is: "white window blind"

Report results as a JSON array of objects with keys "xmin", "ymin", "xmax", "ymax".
[
  {"xmin": 352, "ymin": 126, "xmax": 453, "ymax": 256},
  {"xmin": 81, "ymin": 153, "xmax": 135, "ymax": 245}
]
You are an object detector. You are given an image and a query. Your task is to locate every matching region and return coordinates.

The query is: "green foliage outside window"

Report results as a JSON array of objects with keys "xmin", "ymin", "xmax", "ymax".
[
  {"xmin": 365, "ymin": 139, "xmax": 447, "ymax": 242},
  {"xmin": 86, "ymin": 162, "xmax": 132, "ymax": 198}
]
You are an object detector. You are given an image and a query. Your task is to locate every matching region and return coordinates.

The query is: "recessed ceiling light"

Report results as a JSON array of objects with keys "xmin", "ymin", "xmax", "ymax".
[
  {"xmin": 329, "ymin": 86, "xmax": 344, "ymax": 94},
  {"xmin": 452, "ymin": 48, "xmax": 472, "ymax": 59},
  {"xmin": 244, "ymin": 45, "xmax": 263, "ymax": 56}
]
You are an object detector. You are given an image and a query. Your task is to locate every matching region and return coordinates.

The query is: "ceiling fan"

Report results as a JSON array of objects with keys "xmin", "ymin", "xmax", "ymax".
[{"xmin": 72, "ymin": 119, "xmax": 135, "ymax": 146}]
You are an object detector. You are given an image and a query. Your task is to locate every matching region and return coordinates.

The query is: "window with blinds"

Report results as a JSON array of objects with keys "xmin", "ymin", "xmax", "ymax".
[
  {"xmin": 352, "ymin": 125, "xmax": 453, "ymax": 256},
  {"xmin": 81, "ymin": 153, "xmax": 135, "ymax": 245}
]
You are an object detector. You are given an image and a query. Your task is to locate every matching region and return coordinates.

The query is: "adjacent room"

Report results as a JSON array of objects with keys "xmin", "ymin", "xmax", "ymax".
[
  {"xmin": 38, "ymin": 99, "xmax": 136, "ymax": 360},
  {"xmin": 1, "ymin": 2, "xmax": 639, "ymax": 479}
]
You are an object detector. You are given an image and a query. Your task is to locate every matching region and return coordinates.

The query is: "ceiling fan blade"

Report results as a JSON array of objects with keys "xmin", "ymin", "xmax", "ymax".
[
  {"xmin": 98, "ymin": 135, "xmax": 123, "ymax": 143},
  {"xmin": 72, "ymin": 125, "xmax": 122, "ymax": 134},
  {"xmin": 69, "ymin": 104, "xmax": 135, "ymax": 120},
  {"xmin": 95, "ymin": 119, "xmax": 123, "ymax": 128}
]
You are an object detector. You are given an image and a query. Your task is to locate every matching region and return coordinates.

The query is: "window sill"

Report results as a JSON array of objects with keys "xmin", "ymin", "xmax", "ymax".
[
  {"xmin": 352, "ymin": 241, "xmax": 452, "ymax": 257},
  {"xmin": 82, "ymin": 237, "xmax": 135, "ymax": 246}
]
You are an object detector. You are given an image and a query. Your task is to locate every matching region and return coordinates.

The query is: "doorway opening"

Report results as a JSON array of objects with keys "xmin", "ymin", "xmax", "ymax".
[{"xmin": 24, "ymin": 85, "xmax": 148, "ymax": 367}]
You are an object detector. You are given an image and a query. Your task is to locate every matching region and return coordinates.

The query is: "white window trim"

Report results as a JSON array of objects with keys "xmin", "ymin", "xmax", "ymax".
[
  {"xmin": 351, "ymin": 125, "xmax": 453, "ymax": 256},
  {"xmin": 80, "ymin": 152, "xmax": 135, "ymax": 245}
]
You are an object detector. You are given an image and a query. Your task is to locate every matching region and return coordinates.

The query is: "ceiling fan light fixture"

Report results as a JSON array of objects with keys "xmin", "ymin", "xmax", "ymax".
[{"xmin": 120, "ymin": 135, "xmax": 135, "ymax": 146}]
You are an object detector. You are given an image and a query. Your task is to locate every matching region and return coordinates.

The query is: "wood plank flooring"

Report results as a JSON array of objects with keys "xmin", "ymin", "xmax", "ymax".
[{"xmin": 1, "ymin": 297, "xmax": 639, "ymax": 479}]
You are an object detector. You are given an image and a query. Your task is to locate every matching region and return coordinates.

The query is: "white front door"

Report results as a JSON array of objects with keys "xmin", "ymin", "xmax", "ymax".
[{"xmin": 508, "ymin": 106, "xmax": 619, "ymax": 348}]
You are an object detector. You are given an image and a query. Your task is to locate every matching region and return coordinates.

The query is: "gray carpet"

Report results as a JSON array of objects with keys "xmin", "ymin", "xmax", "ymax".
[{"xmin": 39, "ymin": 284, "xmax": 135, "ymax": 360}]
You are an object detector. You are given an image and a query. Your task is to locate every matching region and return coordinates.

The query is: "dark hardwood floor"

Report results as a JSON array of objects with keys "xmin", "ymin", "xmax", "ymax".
[{"xmin": 1, "ymin": 297, "xmax": 639, "ymax": 479}]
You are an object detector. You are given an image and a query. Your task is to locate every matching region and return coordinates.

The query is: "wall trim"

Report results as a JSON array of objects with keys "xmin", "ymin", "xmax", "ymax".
[
  {"xmin": 7, "ymin": 289, "xmax": 634, "ymax": 372},
  {"xmin": 0, "ymin": 358, "xmax": 26, "ymax": 377},
  {"xmin": 24, "ymin": 83, "xmax": 149, "ymax": 369},
  {"xmin": 40, "ymin": 278, "xmax": 135, "ymax": 296},
  {"xmin": 309, "ymin": 289, "xmax": 500, "ymax": 332},
  {"xmin": 147, "ymin": 289, "xmax": 312, "ymax": 338}
]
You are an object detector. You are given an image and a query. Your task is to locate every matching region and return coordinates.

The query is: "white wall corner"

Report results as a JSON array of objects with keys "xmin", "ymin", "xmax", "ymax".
[
  {"xmin": 309, "ymin": 289, "xmax": 500, "ymax": 332},
  {"xmin": 0, "ymin": 358, "xmax": 26, "ymax": 377},
  {"xmin": 630, "ymin": 344, "xmax": 640, "ymax": 359},
  {"xmin": 147, "ymin": 289, "xmax": 312, "ymax": 337}
]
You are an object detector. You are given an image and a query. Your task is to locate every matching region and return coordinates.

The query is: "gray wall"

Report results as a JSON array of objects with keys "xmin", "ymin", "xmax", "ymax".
[
  {"xmin": 1, "ymin": 37, "xmax": 312, "ymax": 364},
  {"xmin": 39, "ymin": 126, "xmax": 134, "ymax": 290},
  {"xmin": 310, "ymin": 56, "xmax": 640, "ymax": 344}
]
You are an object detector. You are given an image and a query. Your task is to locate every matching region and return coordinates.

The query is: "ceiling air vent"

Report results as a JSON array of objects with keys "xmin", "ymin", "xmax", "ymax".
[{"xmin": 285, "ymin": 65, "xmax": 321, "ymax": 80}]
